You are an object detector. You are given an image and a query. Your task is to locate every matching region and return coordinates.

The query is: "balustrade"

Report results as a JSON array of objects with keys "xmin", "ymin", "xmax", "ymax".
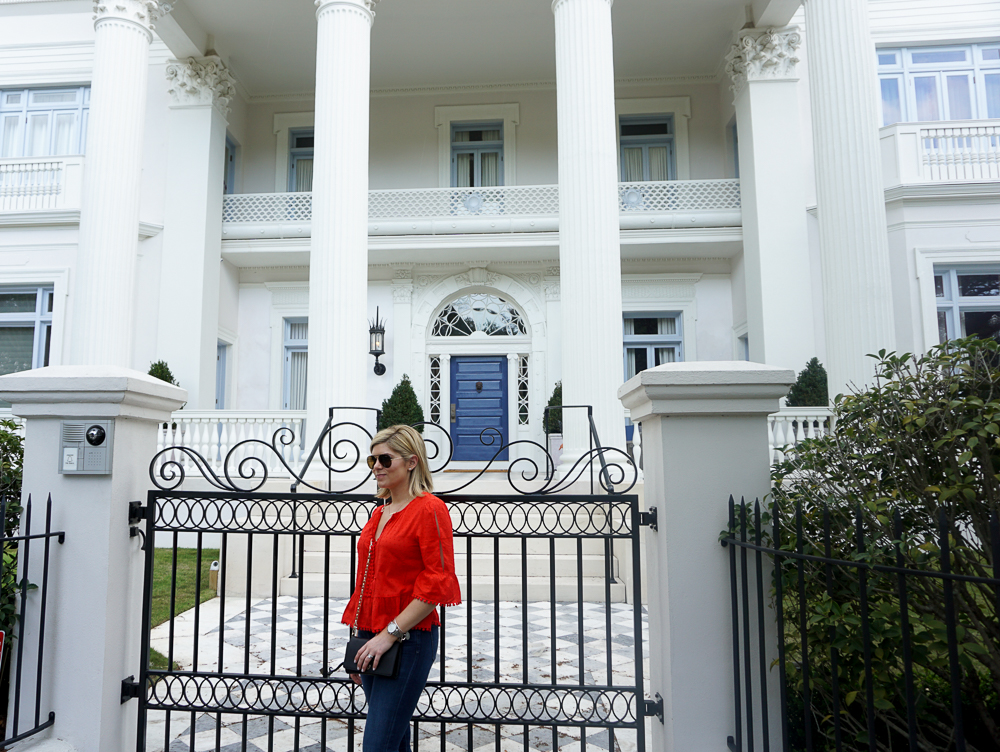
[
  {"xmin": 0, "ymin": 156, "xmax": 84, "ymax": 212},
  {"xmin": 881, "ymin": 119, "xmax": 1000, "ymax": 185},
  {"xmin": 767, "ymin": 407, "xmax": 835, "ymax": 464},
  {"xmin": 154, "ymin": 410, "xmax": 307, "ymax": 479}
]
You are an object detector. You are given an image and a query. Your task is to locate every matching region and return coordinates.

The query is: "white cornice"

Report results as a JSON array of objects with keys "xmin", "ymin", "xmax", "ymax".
[
  {"xmin": 0, "ymin": 210, "xmax": 162, "ymax": 238},
  {"xmin": 883, "ymin": 182, "xmax": 1000, "ymax": 204}
]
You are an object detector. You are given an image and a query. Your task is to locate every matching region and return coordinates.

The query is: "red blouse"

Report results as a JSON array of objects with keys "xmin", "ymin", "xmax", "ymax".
[{"xmin": 341, "ymin": 493, "xmax": 462, "ymax": 633}]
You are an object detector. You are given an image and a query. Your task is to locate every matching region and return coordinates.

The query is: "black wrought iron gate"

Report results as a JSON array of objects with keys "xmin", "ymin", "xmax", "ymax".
[{"xmin": 129, "ymin": 489, "xmax": 655, "ymax": 752}]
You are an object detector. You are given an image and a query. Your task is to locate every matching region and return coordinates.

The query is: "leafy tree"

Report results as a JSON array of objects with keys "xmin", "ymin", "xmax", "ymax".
[
  {"xmin": 544, "ymin": 381, "xmax": 562, "ymax": 434},
  {"xmin": 378, "ymin": 374, "xmax": 424, "ymax": 433},
  {"xmin": 785, "ymin": 357, "xmax": 829, "ymax": 407},
  {"xmin": 148, "ymin": 360, "xmax": 179, "ymax": 386},
  {"xmin": 0, "ymin": 419, "xmax": 24, "ymax": 735},
  {"xmin": 767, "ymin": 338, "xmax": 1000, "ymax": 751}
]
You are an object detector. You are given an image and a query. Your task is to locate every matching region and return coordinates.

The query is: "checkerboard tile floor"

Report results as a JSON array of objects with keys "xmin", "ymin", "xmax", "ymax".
[{"xmin": 147, "ymin": 598, "xmax": 649, "ymax": 752}]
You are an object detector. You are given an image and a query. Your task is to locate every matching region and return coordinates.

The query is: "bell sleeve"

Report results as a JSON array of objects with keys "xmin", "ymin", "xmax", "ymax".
[{"xmin": 412, "ymin": 498, "xmax": 462, "ymax": 608}]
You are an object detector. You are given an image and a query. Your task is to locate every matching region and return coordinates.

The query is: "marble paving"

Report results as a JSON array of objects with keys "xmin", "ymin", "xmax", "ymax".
[{"xmin": 146, "ymin": 597, "xmax": 650, "ymax": 752}]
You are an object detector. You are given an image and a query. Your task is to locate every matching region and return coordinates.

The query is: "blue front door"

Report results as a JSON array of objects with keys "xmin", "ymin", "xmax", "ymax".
[{"xmin": 450, "ymin": 356, "xmax": 508, "ymax": 461}]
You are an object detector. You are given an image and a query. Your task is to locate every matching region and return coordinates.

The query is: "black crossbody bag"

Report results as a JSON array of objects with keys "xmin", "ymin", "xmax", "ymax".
[{"xmin": 342, "ymin": 538, "xmax": 402, "ymax": 679}]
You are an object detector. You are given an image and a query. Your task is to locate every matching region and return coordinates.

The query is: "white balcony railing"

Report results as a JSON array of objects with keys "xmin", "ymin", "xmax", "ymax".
[
  {"xmin": 768, "ymin": 407, "xmax": 835, "ymax": 464},
  {"xmin": 221, "ymin": 179, "xmax": 742, "ymax": 240},
  {"xmin": 156, "ymin": 410, "xmax": 308, "ymax": 479},
  {"xmin": 0, "ymin": 156, "xmax": 84, "ymax": 212},
  {"xmin": 881, "ymin": 119, "xmax": 1000, "ymax": 186}
]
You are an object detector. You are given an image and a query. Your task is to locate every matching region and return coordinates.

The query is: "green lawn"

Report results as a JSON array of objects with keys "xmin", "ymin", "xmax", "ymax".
[{"xmin": 149, "ymin": 548, "xmax": 220, "ymax": 670}]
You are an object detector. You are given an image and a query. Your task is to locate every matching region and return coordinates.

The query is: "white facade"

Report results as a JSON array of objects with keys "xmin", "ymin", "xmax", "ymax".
[{"xmin": 1, "ymin": 0, "xmax": 999, "ymax": 456}]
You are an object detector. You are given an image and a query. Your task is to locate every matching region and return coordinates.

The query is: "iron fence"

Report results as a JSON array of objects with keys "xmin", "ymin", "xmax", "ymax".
[
  {"xmin": 1, "ymin": 494, "xmax": 64, "ymax": 746},
  {"xmin": 131, "ymin": 490, "xmax": 656, "ymax": 752},
  {"xmin": 723, "ymin": 496, "xmax": 1000, "ymax": 752}
]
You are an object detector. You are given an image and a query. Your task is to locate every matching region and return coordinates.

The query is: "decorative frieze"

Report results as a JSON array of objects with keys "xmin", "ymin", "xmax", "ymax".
[
  {"xmin": 392, "ymin": 284, "xmax": 413, "ymax": 303},
  {"xmin": 93, "ymin": 0, "xmax": 171, "ymax": 33},
  {"xmin": 165, "ymin": 57, "xmax": 237, "ymax": 116},
  {"xmin": 725, "ymin": 28, "xmax": 802, "ymax": 96},
  {"xmin": 543, "ymin": 283, "xmax": 560, "ymax": 302}
]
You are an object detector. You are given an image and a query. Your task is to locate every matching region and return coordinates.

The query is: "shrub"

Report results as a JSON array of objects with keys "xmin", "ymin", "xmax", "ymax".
[
  {"xmin": 378, "ymin": 374, "xmax": 424, "ymax": 433},
  {"xmin": 785, "ymin": 357, "xmax": 829, "ymax": 407},
  {"xmin": 0, "ymin": 419, "xmax": 23, "ymax": 735},
  {"xmin": 769, "ymin": 337, "xmax": 1000, "ymax": 751},
  {"xmin": 544, "ymin": 382, "xmax": 562, "ymax": 434},
  {"xmin": 148, "ymin": 360, "xmax": 179, "ymax": 386}
]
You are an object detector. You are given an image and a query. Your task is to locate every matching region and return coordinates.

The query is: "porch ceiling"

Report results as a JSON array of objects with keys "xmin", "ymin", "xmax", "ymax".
[{"xmin": 162, "ymin": 0, "xmax": 799, "ymax": 98}]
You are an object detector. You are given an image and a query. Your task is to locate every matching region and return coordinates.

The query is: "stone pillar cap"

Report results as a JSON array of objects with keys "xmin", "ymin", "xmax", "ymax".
[
  {"xmin": 618, "ymin": 361, "xmax": 794, "ymax": 419},
  {"xmin": 0, "ymin": 365, "xmax": 188, "ymax": 421}
]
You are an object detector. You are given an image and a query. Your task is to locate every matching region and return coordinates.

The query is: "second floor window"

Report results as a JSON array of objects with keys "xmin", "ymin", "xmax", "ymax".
[
  {"xmin": 619, "ymin": 115, "xmax": 675, "ymax": 182},
  {"xmin": 451, "ymin": 122, "xmax": 503, "ymax": 187},
  {"xmin": 935, "ymin": 266, "xmax": 1000, "ymax": 343},
  {"xmin": 288, "ymin": 129, "xmax": 314, "ymax": 192},
  {"xmin": 283, "ymin": 318, "xmax": 308, "ymax": 410},
  {"xmin": 1, "ymin": 87, "xmax": 89, "ymax": 159},
  {"xmin": 0, "ymin": 286, "xmax": 53, "ymax": 406},
  {"xmin": 878, "ymin": 43, "xmax": 1000, "ymax": 126}
]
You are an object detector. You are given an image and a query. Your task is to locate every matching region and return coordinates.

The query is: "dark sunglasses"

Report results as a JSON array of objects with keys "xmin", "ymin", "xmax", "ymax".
[{"xmin": 366, "ymin": 453, "xmax": 411, "ymax": 470}]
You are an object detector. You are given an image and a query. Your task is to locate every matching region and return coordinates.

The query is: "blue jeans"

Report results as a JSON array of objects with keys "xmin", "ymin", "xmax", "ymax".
[{"xmin": 358, "ymin": 626, "xmax": 438, "ymax": 752}]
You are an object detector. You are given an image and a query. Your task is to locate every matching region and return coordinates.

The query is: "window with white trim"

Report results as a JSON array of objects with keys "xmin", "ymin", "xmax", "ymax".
[
  {"xmin": 451, "ymin": 122, "xmax": 503, "ymax": 188},
  {"xmin": 517, "ymin": 355, "xmax": 529, "ymax": 425},
  {"xmin": 288, "ymin": 129, "xmax": 314, "ymax": 192},
  {"xmin": 619, "ymin": 115, "xmax": 675, "ymax": 182},
  {"xmin": 429, "ymin": 356, "xmax": 442, "ymax": 424},
  {"xmin": 0, "ymin": 87, "xmax": 89, "ymax": 159},
  {"xmin": 623, "ymin": 313, "xmax": 683, "ymax": 380},
  {"xmin": 0, "ymin": 286, "xmax": 53, "ymax": 404},
  {"xmin": 877, "ymin": 43, "xmax": 1000, "ymax": 125},
  {"xmin": 935, "ymin": 266, "xmax": 1000, "ymax": 343},
  {"xmin": 283, "ymin": 318, "xmax": 308, "ymax": 410}
]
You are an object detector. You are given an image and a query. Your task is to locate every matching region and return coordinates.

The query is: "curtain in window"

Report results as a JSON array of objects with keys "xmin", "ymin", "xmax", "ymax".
[
  {"xmin": 0, "ymin": 327, "xmax": 35, "ymax": 376},
  {"xmin": 482, "ymin": 129, "xmax": 501, "ymax": 141},
  {"xmin": 621, "ymin": 147, "xmax": 643, "ymax": 182},
  {"xmin": 986, "ymin": 74, "xmax": 1000, "ymax": 119},
  {"xmin": 914, "ymin": 76, "xmax": 941, "ymax": 121},
  {"xmin": 453, "ymin": 130, "xmax": 470, "ymax": 143},
  {"xmin": 648, "ymin": 147, "xmax": 669, "ymax": 181},
  {"xmin": 294, "ymin": 159, "xmax": 313, "ymax": 192},
  {"xmin": 455, "ymin": 153, "xmax": 473, "ymax": 187},
  {"xmin": 53, "ymin": 112, "xmax": 76, "ymax": 155},
  {"xmin": 26, "ymin": 113, "xmax": 49, "ymax": 157},
  {"xmin": 1, "ymin": 115, "xmax": 20, "ymax": 158},
  {"xmin": 288, "ymin": 351, "xmax": 308, "ymax": 410},
  {"xmin": 626, "ymin": 348, "xmax": 637, "ymax": 380},
  {"xmin": 623, "ymin": 319, "xmax": 634, "ymax": 336},
  {"xmin": 288, "ymin": 321, "xmax": 308, "ymax": 341},
  {"xmin": 946, "ymin": 74, "xmax": 973, "ymax": 120},
  {"xmin": 481, "ymin": 152, "xmax": 500, "ymax": 186},
  {"xmin": 655, "ymin": 347, "xmax": 676, "ymax": 366},
  {"xmin": 657, "ymin": 317, "xmax": 676, "ymax": 335}
]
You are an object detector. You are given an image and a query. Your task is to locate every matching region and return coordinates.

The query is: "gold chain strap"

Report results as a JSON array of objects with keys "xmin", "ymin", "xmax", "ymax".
[{"xmin": 352, "ymin": 533, "xmax": 376, "ymax": 637}]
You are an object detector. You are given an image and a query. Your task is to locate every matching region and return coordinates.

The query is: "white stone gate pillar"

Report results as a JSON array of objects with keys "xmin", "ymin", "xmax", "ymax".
[
  {"xmin": 803, "ymin": 0, "xmax": 895, "ymax": 393},
  {"xmin": 157, "ymin": 57, "xmax": 235, "ymax": 408},
  {"xmin": 0, "ymin": 366, "xmax": 185, "ymax": 752},
  {"xmin": 619, "ymin": 362, "xmax": 793, "ymax": 752},
  {"xmin": 726, "ymin": 28, "xmax": 816, "ymax": 373},
  {"xmin": 552, "ymin": 0, "xmax": 626, "ymax": 468},
  {"xmin": 70, "ymin": 1, "xmax": 170, "ymax": 367},
  {"xmin": 306, "ymin": 0, "xmax": 376, "ymax": 449}
]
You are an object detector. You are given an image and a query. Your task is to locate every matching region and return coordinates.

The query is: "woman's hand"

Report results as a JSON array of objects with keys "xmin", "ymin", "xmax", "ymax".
[
  {"xmin": 349, "ymin": 673, "xmax": 362, "ymax": 686},
  {"xmin": 354, "ymin": 630, "xmax": 397, "ymax": 673}
]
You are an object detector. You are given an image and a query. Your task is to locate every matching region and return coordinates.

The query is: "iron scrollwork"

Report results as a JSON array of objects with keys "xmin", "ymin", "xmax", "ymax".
[{"xmin": 149, "ymin": 414, "xmax": 637, "ymax": 496}]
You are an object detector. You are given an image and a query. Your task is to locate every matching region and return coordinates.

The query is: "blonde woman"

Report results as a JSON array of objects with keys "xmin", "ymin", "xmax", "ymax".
[{"xmin": 341, "ymin": 424, "xmax": 461, "ymax": 752}]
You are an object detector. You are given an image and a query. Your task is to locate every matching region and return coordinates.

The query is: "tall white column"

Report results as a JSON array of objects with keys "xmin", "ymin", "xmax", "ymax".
[
  {"xmin": 70, "ymin": 1, "xmax": 169, "ymax": 367},
  {"xmin": 804, "ymin": 0, "xmax": 895, "ymax": 394},
  {"xmin": 307, "ymin": 0, "xmax": 375, "ymax": 449},
  {"xmin": 157, "ymin": 57, "xmax": 234, "ymax": 408},
  {"xmin": 552, "ymin": 0, "xmax": 626, "ymax": 469},
  {"xmin": 726, "ymin": 28, "xmax": 816, "ymax": 373}
]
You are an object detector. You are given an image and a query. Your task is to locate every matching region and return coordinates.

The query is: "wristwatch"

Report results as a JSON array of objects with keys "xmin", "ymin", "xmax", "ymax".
[{"xmin": 387, "ymin": 621, "xmax": 410, "ymax": 642}]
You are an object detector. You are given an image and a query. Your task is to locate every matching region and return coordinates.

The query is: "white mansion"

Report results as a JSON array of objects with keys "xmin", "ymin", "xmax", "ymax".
[{"xmin": 0, "ymin": 0, "xmax": 998, "ymax": 466}]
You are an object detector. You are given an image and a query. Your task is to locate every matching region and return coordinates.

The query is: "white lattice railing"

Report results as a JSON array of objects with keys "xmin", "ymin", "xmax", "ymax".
[
  {"xmin": 221, "ymin": 179, "xmax": 742, "ymax": 239},
  {"xmin": 155, "ymin": 411, "xmax": 308, "ymax": 479},
  {"xmin": 768, "ymin": 407, "xmax": 834, "ymax": 464},
  {"xmin": 0, "ymin": 156, "xmax": 84, "ymax": 212},
  {"xmin": 881, "ymin": 120, "xmax": 1000, "ymax": 185}
]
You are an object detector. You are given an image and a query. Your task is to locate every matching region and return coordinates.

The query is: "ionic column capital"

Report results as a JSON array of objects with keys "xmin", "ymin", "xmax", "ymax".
[
  {"xmin": 315, "ymin": 0, "xmax": 377, "ymax": 24},
  {"xmin": 165, "ymin": 56, "xmax": 237, "ymax": 117},
  {"xmin": 725, "ymin": 27, "xmax": 802, "ymax": 98},
  {"xmin": 93, "ymin": 0, "xmax": 171, "ymax": 37}
]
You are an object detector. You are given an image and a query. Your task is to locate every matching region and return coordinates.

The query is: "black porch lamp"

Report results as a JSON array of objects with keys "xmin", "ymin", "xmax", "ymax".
[{"xmin": 369, "ymin": 306, "xmax": 386, "ymax": 376}]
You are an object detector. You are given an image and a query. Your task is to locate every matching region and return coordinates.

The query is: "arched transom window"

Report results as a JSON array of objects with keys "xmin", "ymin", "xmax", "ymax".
[{"xmin": 432, "ymin": 293, "xmax": 527, "ymax": 337}]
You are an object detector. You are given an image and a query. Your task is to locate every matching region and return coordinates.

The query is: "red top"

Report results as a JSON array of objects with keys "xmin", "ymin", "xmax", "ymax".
[{"xmin": 341, "ymin": 493, "xmax": 462, "ymax": 633}]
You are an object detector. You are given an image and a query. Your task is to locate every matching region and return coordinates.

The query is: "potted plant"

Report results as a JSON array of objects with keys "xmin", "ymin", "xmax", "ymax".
[{"xmin": 543, "ymin": 381, "xmax": 562, "ymax": 466}]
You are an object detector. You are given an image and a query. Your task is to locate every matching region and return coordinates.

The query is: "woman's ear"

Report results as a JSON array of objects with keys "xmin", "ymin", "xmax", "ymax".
[{"xmin": 408, "ymin": 456, "xmax": 418, "ymax": 472}]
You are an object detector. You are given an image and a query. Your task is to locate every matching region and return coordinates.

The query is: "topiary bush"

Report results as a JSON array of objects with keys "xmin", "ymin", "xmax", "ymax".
[
  {"xmin": 378, "ymin": 374, "xmax": 424, "ymax": 433},
  {"xmin": 544, "ymin": 381, "xmax": 562, "ymax": 434},
  {"xmin": 785, "ymin": 357, "xmax": 829, "ymax": 407},
  {"xmin": 767, "ymin": 337, "xmax": 1000, "ymax": 751},
  {"xmin": 148, "ymin": 360, "xmax": 179, "ymax": 386}
]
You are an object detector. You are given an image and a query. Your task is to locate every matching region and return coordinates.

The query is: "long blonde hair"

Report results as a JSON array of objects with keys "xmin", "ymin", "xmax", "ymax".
[{"xmin": 370, "ymin": 424, "xmax": 434, "ymax": 500}]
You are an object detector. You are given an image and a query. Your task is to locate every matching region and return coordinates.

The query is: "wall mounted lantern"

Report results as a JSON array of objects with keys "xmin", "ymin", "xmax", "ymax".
[{"xmin": 369, "ymin": 306, "xmax": 386, "ymax": 376}]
